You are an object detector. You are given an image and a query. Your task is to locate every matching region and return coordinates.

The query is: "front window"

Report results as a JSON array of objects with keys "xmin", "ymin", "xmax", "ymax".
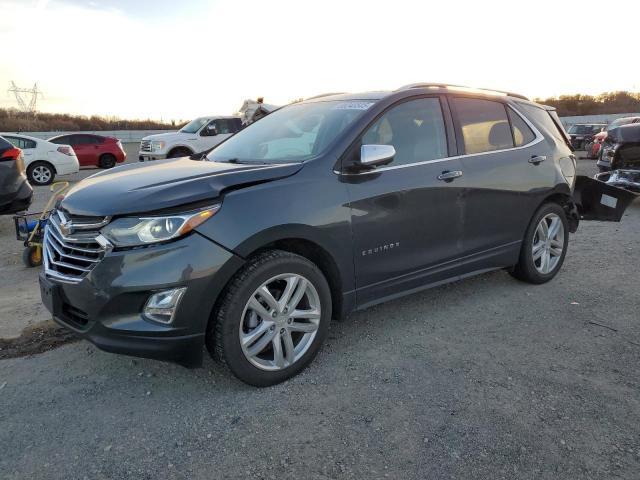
[
  {"xmin": 180, "ymin": 117, "xmax": 211, "ymax": 134},
  {"xmin": 207, "ymin": 101, "xmax": 374, "ymax": 164},
  {"xmin": 361, "ymin": 98, "xmax": 448, "ymax": 166}
]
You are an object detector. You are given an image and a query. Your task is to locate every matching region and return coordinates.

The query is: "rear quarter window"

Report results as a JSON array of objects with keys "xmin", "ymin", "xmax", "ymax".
[
  {"xmin": 516, "ymin": 103, "xmax": 568, "ymax": 147},
  {"xmin": 506, "ymin": 108, "xmax": 536, "ymax": 146}
]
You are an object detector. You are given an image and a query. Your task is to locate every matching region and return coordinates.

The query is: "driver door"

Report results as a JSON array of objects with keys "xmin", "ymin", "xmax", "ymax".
[{"xmin": 342, "ymin": 97, "xmax": 466, "ymax": 308}]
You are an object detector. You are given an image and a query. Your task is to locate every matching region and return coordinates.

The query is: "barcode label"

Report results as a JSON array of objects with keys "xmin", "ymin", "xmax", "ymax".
[{"xmin": 600, "ymin": 194, "xmax": 617, "ymax": 209}]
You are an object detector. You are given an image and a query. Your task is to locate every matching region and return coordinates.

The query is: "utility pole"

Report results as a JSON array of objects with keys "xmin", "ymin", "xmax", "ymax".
[{"xmin": 7, "ymin": 81, "xmax": 43, "ymax": 114}]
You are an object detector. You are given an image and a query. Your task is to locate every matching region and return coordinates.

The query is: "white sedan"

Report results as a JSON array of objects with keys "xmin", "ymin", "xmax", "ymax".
[{"xmin": 0, "ymin": 133, "xmax": 79, "ymax": 185}]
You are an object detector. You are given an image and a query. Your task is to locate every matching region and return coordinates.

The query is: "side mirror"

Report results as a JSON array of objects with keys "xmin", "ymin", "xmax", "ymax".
[
  {"xmin": 201, "ymin": 125, "xmax": 217, "ymax": 137},
  {"xmin": 359, "ymin": 144, "xmax": 395, "ymax": 168}
]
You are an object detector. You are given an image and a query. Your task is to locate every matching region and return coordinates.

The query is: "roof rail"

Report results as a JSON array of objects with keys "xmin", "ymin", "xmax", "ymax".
[{"xmin": 396, "ymin": 83, "xmax": 529, "ymax": 101}]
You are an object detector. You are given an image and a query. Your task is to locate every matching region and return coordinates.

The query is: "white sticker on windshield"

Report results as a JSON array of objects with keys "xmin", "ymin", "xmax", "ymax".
[
  {"xmin": 332, "ymin": 102, "xmax": 375, "ymax": 111},
  {"xmin": 600, "ymin": 194, "xmax": 617, "ymax": 209}
]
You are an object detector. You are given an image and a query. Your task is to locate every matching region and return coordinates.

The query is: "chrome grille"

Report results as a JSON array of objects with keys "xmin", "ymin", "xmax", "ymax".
[
  {"xmin": 43, "ymin": 210, "xmax": 110, "ymax": 284},
  {"xmin": 140, "ymin": 140, "xmax": 152, "ymax": 152}
]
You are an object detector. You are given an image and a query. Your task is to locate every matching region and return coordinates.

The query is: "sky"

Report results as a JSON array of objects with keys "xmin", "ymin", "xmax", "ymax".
[{"xmin": 1, "ymin": 0, "xmax": 639, "ymax": 121}]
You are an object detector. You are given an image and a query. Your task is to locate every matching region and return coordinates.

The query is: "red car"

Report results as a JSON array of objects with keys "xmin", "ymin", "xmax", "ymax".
[{"xmin": 48, "ymin": 134, "xmax": 126, "ymax": 168}]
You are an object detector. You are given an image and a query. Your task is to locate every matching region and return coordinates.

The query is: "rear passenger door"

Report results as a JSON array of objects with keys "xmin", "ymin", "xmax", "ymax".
[
  {"xmin": 344, "ymin": 96, "xmax": 466, "ymax": 307},
  {"xmin": 449, "ymin": 96, "xmax": 554, "ymax": 261}
]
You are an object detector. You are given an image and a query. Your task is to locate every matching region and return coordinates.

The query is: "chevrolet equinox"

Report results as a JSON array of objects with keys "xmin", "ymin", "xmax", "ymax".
[{"xmin": 40, "ymin": 84, "xmax": 635, "ymax": 386}]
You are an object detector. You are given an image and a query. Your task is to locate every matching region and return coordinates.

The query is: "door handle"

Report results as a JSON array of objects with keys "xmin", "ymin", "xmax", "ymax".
[
  {"xmin": 529, "ymin": 155, "xmax": 546, "ymax": 165},
  {"xmin": 437, "ymin": 170, "xmax": 463, "ymax": 182}
]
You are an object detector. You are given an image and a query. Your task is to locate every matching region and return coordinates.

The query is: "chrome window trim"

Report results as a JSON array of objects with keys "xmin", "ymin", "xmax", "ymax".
[{"xmin": 335, "ymin": 100, "xmax": 545, "ymax": 176}]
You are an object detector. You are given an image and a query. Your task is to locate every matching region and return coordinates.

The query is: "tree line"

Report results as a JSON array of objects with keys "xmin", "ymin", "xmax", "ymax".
[
  {"xmin": 534, "ymin": 91, "xmax": 640, "ymax": 117},
  {"xmin": 0, "ymin": 108, "xmax": 186, "ymax": 132},
  {"xmin": 2, "ymin": 91, "xmax": 639, "ymax": 130}
]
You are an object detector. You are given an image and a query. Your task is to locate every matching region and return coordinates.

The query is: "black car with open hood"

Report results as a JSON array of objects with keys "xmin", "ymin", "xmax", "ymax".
[
  {"xmin": 598, "ymin": 123, "xmax": 640, "ymax": 172},
  {"xmin": 40, "ymin": 85, "xmax": 636, "ymax": 387}
]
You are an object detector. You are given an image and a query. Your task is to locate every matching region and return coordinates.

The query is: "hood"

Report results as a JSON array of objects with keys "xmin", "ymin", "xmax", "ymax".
[
  {"xmin": 61, "ymin": 158, "xmax": 303, "ymax": 217},
  {"xmin": 142, "ymin": 131, "xmax": 194, "ymax": 142}
]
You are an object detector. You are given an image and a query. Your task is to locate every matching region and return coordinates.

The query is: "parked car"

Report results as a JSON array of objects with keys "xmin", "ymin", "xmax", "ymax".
[
  {"xmin": 48, "ymin": 134, "xmax": 126, "ymax": 168},
  {"xmin": 138, "ymin": 116, "xmax": 242, "ymax": 161},
  {"xmin": 0, "ymin": 136, "xmax": 33, "ymax": 214},
  {"xmin": 566, "ymin": 123, "xmax": 606, "ymax": 150},
  {"xmin": 1, "ymin": 133, "xmax": 79, "ymax": 185},
  {"xmin": 39, "ymin": 85, "xmax": 635, "ymax": 386},
  {"xmin": 597, "ymin": 123, "xmax": 640, "ymax": 172},
  {"xmin": 587, "ymin": 117, "xmax": 640, "ymax": 160}
]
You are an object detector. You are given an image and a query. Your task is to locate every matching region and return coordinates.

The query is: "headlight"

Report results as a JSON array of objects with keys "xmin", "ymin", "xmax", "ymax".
[
  {"xmin": 151, "ymin": 141, "xmax": 165, "ymax": 152},
  {"xmin": 101, "ymin": 205, "xmax": 220, "ymax": 247}
]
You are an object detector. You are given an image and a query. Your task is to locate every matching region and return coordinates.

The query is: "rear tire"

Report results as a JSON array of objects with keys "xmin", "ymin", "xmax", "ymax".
[
  {"xmin": 510, "ymin": 203, "xmax": 569, "ymax": 284},
  {"xmin": 27, "ymin": 161, "xmax": 55, "ymax": 186},
  {"xmin": 99, "ymin": 154, "xmax": 117, "ymax": 169},
  {"xmin": 206, "ymin": 250, "xmax": 332, "ymax": 387}
]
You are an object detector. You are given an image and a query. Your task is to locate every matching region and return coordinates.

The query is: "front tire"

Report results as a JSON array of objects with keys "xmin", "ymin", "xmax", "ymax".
[
  {"xmin": 510, "ymin": 203, "xmax": 569, "ymax": 284},
  {"xmin": 167, "ymin": 148, "xmax": 192, "ymax": 159},
  {"xmin": 27, "ymin": 161, "xmax": 55, "ymax": 186},
  {"xmin": 207, "ymin": 250, "xmax": 332, "ymax": 387}
]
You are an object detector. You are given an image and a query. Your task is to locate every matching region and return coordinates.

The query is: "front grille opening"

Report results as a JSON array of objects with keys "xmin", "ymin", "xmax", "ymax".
[
  {"xmin": 43, "ymin": 210, "xmax": 108, "ymax": 283},
  {"xmin": 61, "ymin": 303, "xmax": 89, "ymax": 328}
]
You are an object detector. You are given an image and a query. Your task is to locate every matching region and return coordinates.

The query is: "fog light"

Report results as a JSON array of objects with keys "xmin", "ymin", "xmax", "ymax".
[{"xmin": 143, "ymin": 287, "xmax": 187, "ymax": 324}]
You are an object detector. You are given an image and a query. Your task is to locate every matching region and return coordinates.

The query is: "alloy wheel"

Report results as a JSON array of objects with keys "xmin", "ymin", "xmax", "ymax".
[
  {"xmin": 532, "ymin": 213, "xmax": 564, "ymax": 274},
  {"xmin": 239, "ymin": 273, "xmax": 321, "ymax": 371},
  {"xmin": 32, "ymin": 165, "xmax": 52, "ymax": 184}
]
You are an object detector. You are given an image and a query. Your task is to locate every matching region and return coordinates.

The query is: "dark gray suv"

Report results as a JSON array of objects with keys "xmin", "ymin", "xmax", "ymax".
[{"xmin": 39, "ymin": 84, "xmax": 635, "ymax": 386}]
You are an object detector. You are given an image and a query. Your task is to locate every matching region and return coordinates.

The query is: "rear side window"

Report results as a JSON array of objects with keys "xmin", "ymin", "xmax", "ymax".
[
  {"xmin": 5, "ymin": 136, "xmax": 37, "ymax": 149},
  {"xmin": 362, "ymin": 97, "xmax": 448, "ymax": 166},
  {"xmin": 88, "ymin": 136, "xmax": 104, "ymax": 144},
  {"xmin": 71, "ymin": 135, "xmax": 93, "ymax": 145},
  {"xmin": 451, "ymin": 97, "xmax": 513, "ymax": 154},
  {"xmin": 506, "ymin": 108, "xmax": 536, "ymax": 146},
  {"xmin": 50, "ymin": 136, "xmax": 70, "ymax": 145}
]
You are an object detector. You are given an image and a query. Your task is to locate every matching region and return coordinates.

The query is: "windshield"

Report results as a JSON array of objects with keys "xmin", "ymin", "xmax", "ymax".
[
  {"xmin": 206, "ymin": 100, "xmax": 374, "ymax": 164},
  {"xmin": 180, "ymin": 117, "xmax": 211, "ymax": 134},
  {"xmin": 608, "ymin": 118, "xmax": 634, "ymax": 130}
]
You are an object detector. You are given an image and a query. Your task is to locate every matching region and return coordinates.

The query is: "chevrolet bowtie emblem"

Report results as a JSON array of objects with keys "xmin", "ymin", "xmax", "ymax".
[{"xmin": 60, "ymin": 220, "xmax": 72, "ymax": 236}]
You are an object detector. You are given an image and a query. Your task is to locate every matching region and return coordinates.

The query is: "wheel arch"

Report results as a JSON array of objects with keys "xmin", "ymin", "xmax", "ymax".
[
  {"xmin": 536, "ymin": 184, "xmax": 579, "ymax": 232},
  {"xmin": 208, "ymin": 223, "xmax": 351, "ymax": 321},
  {"xmin": 167, "ymin": 145, "xmax": 195, "ymax": 157},
  {"xmin": 28, "ymin": 159, "xmax": 57, "ymax": 174},
  {"xmin": 251, "ymin": 238, "xmax": 344, "ymax": 321}
]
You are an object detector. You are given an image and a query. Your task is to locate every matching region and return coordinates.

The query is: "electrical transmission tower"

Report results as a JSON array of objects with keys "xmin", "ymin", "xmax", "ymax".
[{"xmin": 7, "ymin": 81, "xmax": 43, "ymax": 114}]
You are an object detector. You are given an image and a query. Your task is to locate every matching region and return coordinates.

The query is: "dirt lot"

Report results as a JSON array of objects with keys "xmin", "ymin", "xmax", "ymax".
[{"xmin": 0, "ymin": 150, "xmax": 639, "ymax": 479}]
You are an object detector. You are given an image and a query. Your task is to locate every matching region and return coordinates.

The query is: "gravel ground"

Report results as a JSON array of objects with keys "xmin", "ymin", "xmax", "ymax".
[{"xmin": 1, "ymin": 153, "xmax": 639, "ymax": 479}]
